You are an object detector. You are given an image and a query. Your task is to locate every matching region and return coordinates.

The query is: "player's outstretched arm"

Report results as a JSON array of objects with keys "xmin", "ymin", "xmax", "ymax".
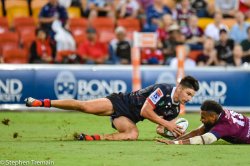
[
  {"xmin": 156, "ymin": 132, "xmax": 218, "ymax": 145},
  {"xmin": 141, "ymin": 100, "xmax": 183, "ymax": 136},
  {"xmin": 175, "ymin": 125, "xmax": 206, "ymax": 141}
]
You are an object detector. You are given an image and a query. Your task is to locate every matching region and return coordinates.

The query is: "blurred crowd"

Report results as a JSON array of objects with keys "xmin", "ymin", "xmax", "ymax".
[{"xmin": 0, "ymin": 0, "xmax": 250, "ymax": 67}]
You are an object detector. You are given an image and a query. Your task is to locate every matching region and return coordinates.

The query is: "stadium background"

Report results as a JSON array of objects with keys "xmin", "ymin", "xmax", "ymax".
[{"xmin": 1, "ymin": 0, "xmax": 250, "ymax": 166}]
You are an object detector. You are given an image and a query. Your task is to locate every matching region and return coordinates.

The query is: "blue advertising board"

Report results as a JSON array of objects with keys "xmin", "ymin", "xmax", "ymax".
[{"xmin": 0, "ymin": 65, "xmax": 250, "ymax": 111}]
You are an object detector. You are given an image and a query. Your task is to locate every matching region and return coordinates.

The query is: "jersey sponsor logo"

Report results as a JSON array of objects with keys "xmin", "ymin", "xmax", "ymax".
[{"xmin": 148, "ymin": 88, "xmax": 163, "ymax": 105}]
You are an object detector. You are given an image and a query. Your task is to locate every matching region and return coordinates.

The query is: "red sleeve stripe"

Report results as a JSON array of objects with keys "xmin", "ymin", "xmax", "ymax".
[
  {"xmin": 147, "ymin": 98, "xmax": 156, "ymax": 109},
  {"xmin": 157, "ymin": 88, "xmax": 163, "ymax": 96}
]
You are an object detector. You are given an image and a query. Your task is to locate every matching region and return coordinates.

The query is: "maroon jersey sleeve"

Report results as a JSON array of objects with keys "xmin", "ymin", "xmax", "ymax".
[{"xmin": 209, "ymin": 121, "xmax": 236, "ymax": 139}]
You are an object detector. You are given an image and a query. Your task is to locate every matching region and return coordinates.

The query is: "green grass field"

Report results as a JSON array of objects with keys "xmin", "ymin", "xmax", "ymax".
[{"xmin": 1, "ymin": 111, "xmax": 250, "ymax": 166}]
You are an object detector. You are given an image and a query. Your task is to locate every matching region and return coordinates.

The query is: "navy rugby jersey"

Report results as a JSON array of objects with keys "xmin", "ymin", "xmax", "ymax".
[{"xmin": 122, "ymin": 84, "xmax": 180, "ymax": 123}]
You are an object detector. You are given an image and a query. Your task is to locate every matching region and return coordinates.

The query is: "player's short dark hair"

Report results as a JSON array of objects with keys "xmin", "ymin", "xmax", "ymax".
[
  {"xmin": 200, "ymin": 100, "xmax": 223, "ymax": 114},
  {"xmin": 179, "ymin": 76, "xmax": 199, "ymax": 91}
]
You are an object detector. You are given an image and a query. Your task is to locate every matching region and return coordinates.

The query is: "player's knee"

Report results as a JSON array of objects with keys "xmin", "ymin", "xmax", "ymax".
[{"xmin": 126, "ymin": 130, "xmax": 139, "ymax": 140}]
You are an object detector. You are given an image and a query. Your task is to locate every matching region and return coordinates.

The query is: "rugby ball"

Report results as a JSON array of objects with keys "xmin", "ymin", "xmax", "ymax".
[{"xmin": 164, "ymin": 118, "xmax": 189, "ymax": 139}]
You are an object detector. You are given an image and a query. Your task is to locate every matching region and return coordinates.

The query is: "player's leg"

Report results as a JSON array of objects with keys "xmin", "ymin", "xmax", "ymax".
[
  {"xmin": 51, "ymin": 98, "xmax": 113, "ymax": 115},
  {"xmin": 102, "ymin": 116, "xmax": 139, "ymax": 140},
  {"xmin": 25, "ymin": 97, "xmax": 114, "ymax": 116},
  {"xmin": 80, "ymin": 116, "xmax": 139, "ymax": 141}
]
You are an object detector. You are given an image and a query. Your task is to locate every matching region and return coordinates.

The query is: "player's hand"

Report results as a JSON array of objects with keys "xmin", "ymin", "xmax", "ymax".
[
  {"xmin": 155, "ymin": 138, "xmax": 174, "ymax": 145},
  {"xmin": 164, "ymin": 121, "xmax": 183, "ymax": 137}
]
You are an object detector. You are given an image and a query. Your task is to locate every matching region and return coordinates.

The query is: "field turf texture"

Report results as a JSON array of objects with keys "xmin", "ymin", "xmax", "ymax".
[{"xmin": 1, "ymin": 111, "xmax": 250, "ymax": 166}]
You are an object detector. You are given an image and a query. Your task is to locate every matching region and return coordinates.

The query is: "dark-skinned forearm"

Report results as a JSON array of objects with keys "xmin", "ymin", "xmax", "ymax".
[{"xmin": 175, "ymin": 127, "xmax": 205, "ymax": 141}]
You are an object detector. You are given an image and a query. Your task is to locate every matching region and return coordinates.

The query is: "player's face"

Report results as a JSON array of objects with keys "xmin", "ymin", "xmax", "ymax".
[
  {"xmin": 178, "ymin": 87, "xmax": 195, "ymax": 104},
  {"xmin": 200, "ymin": 111, "xmax": 218, "ymax": 127}
]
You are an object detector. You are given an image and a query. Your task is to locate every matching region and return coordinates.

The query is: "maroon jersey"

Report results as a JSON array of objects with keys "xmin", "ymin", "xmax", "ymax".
[{"xmin": 207, "ymin": 109, "xmax": 250, "ymax": 144}]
